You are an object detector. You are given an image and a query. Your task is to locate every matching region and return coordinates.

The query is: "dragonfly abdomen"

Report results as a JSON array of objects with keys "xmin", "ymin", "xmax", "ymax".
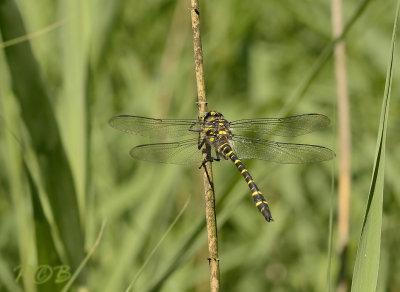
[{"xmin": 218, "ymin": 143, "xmax": 273, "ymax": 222}]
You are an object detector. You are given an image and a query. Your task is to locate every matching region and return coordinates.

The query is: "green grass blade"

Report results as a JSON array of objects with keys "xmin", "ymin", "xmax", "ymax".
[
  {"xmin": 0, "ymin": 91, "xmax": 35, "ymax": 291},
  {"xmin": 125, "ymin": 197, "xmax": 190, "ymax": 292},
  {"xmin": 279, "ymin": 0, "xmax": 373, "ymax": 116},
  {"xmin": 24, "ymin": 163, "xmax": 63, "ymax": 292},
  {"xmin": 0, "ymin": 0, "xmax": 86, "ymax": 285},
  {"xmin": 61, "ymin": 219, "xmax": 107, "ymax": 292},
  {"xmin": 326, "ymin": 165, "xmax": 335, "ymax": 292},
  {"xmin": 147, "ymin": 219, "xmax": 205, "ymax": 292},
  {"xmin": 350, "ymin": 2, "xmax": 399, "ymax": 291},
  {"xmin": 58, "ymin": 0, "xmax": 89, "ymax": 222}
]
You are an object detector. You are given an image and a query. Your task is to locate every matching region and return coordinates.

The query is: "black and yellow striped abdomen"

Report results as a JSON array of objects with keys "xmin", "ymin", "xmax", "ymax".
[{"xmin": 218, "ymin": 143, "xmax": 273, "ymax": 222}]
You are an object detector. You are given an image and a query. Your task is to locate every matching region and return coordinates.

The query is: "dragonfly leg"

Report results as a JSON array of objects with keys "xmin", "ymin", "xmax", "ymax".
[
  {"xmin": 198, "ymin": 148, "xmax": 221, "ymax": 169},
  {"xmin": 214, "ymin": 149, "xmax": 221, "ymax": 161},
  {"xmin": 199, "ymin": 157, "xmax": 218, "ymax": 169},
  {"xmin": 198, "ymin": 137, "xmax": 206, "ymax": 149}
]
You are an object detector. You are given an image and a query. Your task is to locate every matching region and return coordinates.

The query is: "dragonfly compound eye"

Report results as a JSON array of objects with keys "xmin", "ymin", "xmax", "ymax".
[{"xmin": 203, "ymin": 111, "xmax": 224, "ymax": 121}]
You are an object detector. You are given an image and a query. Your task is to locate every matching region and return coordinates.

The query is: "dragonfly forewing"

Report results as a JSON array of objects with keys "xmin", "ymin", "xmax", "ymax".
[
  {"xmin": 230, "ymin": 114, "xmax": 331, "ymax": 137},
  {"xmin": 109, "ymin": 115, "xmax": 199, "ymax": 138}
]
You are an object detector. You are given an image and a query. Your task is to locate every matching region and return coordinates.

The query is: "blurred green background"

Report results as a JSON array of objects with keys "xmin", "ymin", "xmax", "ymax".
[{"xmin": 1, "ymin": 0, "xmax": 400, "ymax": 291}]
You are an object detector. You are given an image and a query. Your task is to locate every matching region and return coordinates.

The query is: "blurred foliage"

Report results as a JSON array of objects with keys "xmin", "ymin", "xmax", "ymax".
[
  {"xmin": 0, "ymin": 0, "xmax": 400, "ymax": 291},
  {"xmin": 352, "ymin": 3, "xmax": 398, "ymax": 290}
]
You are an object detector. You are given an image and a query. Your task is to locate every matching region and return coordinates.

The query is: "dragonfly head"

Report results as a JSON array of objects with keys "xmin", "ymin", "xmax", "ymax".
[{"xmin": 201, "ymin": 110, "xmax": 224, "ymax": 122}]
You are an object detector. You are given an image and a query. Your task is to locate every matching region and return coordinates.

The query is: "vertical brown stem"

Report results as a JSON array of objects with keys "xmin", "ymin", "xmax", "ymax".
[
  {"xmin": 190, "ymin": 1, "xmax": 220, "ymax": 291},
  {"xmin": 331, "ymin": 0, "xmax": 351, "ymax": 291}
]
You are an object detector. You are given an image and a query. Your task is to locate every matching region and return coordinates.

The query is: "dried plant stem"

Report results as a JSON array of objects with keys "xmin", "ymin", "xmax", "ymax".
[
  {"xmin": 331, "ymin": 0, "xmax": 351, "ymax": 290},
  {"xmin": 190, "ymin": 1, "xmax": 220, "ymax": 291}
]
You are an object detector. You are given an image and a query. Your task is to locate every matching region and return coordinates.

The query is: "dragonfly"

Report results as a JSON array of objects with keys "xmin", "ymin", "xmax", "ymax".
[{"xmin": 109, "ymin": 110, "xmax": 335, "ymax": 222}]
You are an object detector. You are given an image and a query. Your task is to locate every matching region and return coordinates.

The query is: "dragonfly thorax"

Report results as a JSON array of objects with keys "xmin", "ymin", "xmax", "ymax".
[{"xmin": 202, "ymin": 111, "xmax": 233, "ymax": 157}]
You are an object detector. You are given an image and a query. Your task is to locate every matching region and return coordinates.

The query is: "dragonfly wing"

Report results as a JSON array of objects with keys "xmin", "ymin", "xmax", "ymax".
[
  {"xmin": 230, "ymin": 114, "xmax": 331, "ymax": 137},
  {"xmin": 129, "ymin": 138, "xmax": 204, "ymax": 165},
  {"xmin": 232, "ymin": 136, "xmax": 335, "ymax": 164},
  {"xmin": 109, "ymin": 115, "xmax": 199, "ymax": 138}
]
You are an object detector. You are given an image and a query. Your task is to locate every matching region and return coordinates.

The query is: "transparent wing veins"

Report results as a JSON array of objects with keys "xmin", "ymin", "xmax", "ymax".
[
  {"xmin": 232, "ymin": 135, "xmax": 335, "ymax": 164},
  {"xmin": 230, "ymin": 114, "xmax": 331, "ymax": 137},
  {"xmin": 129, "ymin": 138, "xmax": 204, "ymax": 165},
  {"xmin": 109, "ymin": 115, "xmax": 199, "ymax": 138}
]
